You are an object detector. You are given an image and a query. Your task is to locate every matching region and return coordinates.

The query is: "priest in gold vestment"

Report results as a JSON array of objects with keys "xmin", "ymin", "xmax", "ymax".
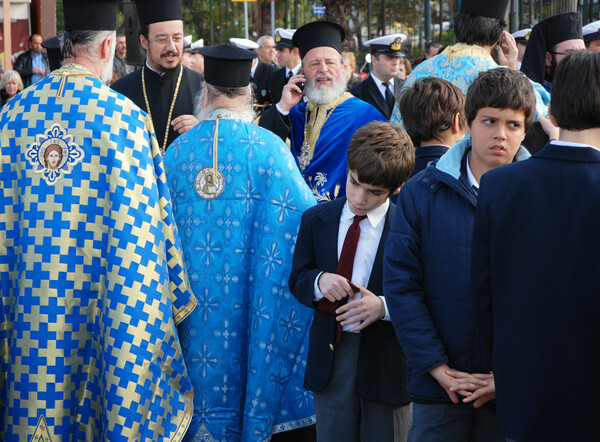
[
  {"xmin": 259, "ymin": 21, "xmax": 385, "ymax": 202},
  {"xmin": 0, "ymin": 1, "xmax": 196, "ymax": 440}
]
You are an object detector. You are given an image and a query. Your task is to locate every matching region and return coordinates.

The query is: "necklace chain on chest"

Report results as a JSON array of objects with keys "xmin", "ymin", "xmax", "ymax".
[{"xmin": 142, "ymin": 64, "xmax": 183, "ymax": 155}]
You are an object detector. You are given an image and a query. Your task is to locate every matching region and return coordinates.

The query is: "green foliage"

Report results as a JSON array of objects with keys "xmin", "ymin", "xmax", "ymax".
[{"xmin": 442, "ymin": 28, "xmax": 454, "ymax": 46}]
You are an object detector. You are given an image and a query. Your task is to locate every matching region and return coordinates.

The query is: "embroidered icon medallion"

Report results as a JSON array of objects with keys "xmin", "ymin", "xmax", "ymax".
[
  {"xmin": 26, "ymin": 124, "xmax": 84, "ymax": 185},
  {"xmin": 195, "ymin": 167, "xmax": 225, "ymax": 200}
]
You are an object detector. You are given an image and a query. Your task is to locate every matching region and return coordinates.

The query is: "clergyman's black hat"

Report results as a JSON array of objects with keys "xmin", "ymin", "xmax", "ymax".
[
  {"xmin": 42, "ymin": 36, "xmax": 63, "ymax": 71},
  {"xmin": 520, "ymin": 12, "xmax": 583, "ymax": 84},
  {"xmin": 63, "ymin": 0, "xmax": 118, "ymax": 31},
  {"xmin": 199, "ymin": 45, "xmax": 257, "ymax": 88},
  {"xmin": 292, "ymin": 21, "xmax": 345, "ymax": 59},
  {"xmin": 460, "ymin": 0, "xmax": 509, "ymax": 20},
  {"xmin": 135, "ymin": 0, "xmax": 183, "ymax": 28}
]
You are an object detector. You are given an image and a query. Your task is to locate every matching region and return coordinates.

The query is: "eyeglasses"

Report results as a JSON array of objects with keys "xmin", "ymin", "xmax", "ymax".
[
  {"xmin": 549, "ymin": 49, "xmax": 579, "ymax": 56},
  {"xmin": 152, "ymin": 36, "xmax": 183, "ymax": 45}
]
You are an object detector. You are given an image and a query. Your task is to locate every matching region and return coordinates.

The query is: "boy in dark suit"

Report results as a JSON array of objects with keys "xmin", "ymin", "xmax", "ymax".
[
  {"xmin": 470, "ymin": 51, "xmax": 600, "ymax": 442},
  {"xmin": 289, "ymin": 121, "xmax": 415, "ymax": 441}
]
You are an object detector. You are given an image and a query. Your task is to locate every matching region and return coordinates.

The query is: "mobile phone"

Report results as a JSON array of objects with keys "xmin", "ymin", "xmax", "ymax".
[{"xmin": 298, "ymin": 69, "xmax": 305, "ymax": 92}]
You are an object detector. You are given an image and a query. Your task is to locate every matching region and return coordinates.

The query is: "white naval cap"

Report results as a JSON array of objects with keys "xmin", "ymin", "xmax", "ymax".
[
  {"xmin": 512, "ymin": 28, "xmax": 531, "ymax": 43},
  {"xmin": 185, "ymin": 37, "xmax": 204, "ymax": 53},
  {"xmin": 582, "ymin": 20, "xmax": 600, "ymax": 43},
  {"xmin": 364, "ymin": 34, "xmax": 407, "ymax": 57},
  {"xmin": 229, "ymin": 37, "xmax": 259, "ymax": 51},
  {"xmin": 274, "ymin": 28, "xmax": 296, "ymax": 48}
]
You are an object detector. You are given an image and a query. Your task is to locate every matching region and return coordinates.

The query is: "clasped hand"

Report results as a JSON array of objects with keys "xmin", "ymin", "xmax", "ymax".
[
  {"xmin": 318, "ymin": 272, "xmax": 385, "ymax": 331},
  {"xmin": 429, "ymin": 364, "xmax": 496, "ymax": 408}
]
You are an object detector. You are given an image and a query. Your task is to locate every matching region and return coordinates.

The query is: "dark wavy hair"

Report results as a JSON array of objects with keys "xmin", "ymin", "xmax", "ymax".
[
  {"xmin": 465, "ymin": 68, "xmax": 536, "ymax": 132},
  {"xmin": 399, "ymin": 77, "xmax": 466, "ymax": 146},
  {"xmin": 454, "ymin": 13, "xmax": 505, "ymax": 46},
  {"xmin": 347, "ymin": 121, "xmax": 415, "ymax": 194},
  {"xmin": 551, "ymin": 51, "xmax": 600, "ymax": 130}
]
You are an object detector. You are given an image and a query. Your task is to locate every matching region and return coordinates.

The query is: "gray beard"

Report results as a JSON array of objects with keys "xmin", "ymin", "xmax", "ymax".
[{"xmin": 304, "ymin": 73, "xmax": 348, "ymax": 105}]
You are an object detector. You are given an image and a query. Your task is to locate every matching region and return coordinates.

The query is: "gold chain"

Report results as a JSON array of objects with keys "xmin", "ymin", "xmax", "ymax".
[
  {"xmin": 142, "ymin": 64, "xmax": 183, "ymax": 155},
  {"xmin": 201, "ymin": 112, "xmax": 238, "ymax": 179}
]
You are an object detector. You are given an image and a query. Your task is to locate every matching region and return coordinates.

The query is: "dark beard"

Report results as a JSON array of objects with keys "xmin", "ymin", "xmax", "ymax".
[{"xmin": 545, "ymin": 56, "xmax": 558, "ymax": 83}]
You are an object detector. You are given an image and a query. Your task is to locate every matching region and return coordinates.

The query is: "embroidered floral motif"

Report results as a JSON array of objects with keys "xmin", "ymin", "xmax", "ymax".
[{"xmin": 307, "ymin": 172, "xmax": 340, "ymax": 202}]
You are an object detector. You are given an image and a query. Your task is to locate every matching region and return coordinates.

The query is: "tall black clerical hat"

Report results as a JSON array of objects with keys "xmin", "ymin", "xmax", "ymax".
[
  {"xmin": 63, "ymin": 0, "xmax": 118, "ymax": 31},
  {"xmin": 292, "ymin": 21, "xmax": 345, "ymax": 59},
  {"xmin": 520, "ymin": 12, "xmax": 583, "ymax": 84},
  {"xmin": 460, "ymin": 0, "xmax": 509, "ymax": 20},
  {"xmin": 42, "ymin": 36, "xmax": 63, "ymax": 71},
  {"xmin": 135, "ymin": 0, "xmax": 183, "ymax": 28},
  {"xmin": 199, "ymin": 45, "xmax": 257, "ymax": 88}
]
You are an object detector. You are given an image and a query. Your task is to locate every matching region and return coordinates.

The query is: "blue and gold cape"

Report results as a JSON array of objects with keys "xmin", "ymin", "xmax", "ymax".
[{"xmin": 0, "ymin": 64, "xmax": 196, "ymax": 441}]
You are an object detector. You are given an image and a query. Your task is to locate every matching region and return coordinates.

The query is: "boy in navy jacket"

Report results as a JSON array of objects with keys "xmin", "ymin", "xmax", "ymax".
[
  {"xmin": 383, "ymin": 68, "xmax": 536, "ymax": 442},
  {"xmin": 471, "ymin": 51, "xmax": 600, "ymax": 442},
  {"xmin": 290, "ymin": 121, "xmax": 414, "ymax": 441}
]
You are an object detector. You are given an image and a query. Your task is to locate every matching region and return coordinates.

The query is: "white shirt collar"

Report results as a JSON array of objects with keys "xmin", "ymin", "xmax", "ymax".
[
  {"xmin": 550, "ymin": 139, "xmax": 600, "ymax": 153},
  {"xmin": 286, "ymin": 62, "xmax": 302, "ymax": 77},
  {"xmin": 466, "ymin": 151, "xmax": 478, "ymax": 189},
  {"xmin": 145, "ymin": 60, "xmax": 165, "ymax": 77},
  {"xmin": 341, "ymin": 198, "xmax": 390, "ymax": 228},
  {"xmin": 250, "ymin": 61, "xmax": 258, "ymax": 78},
  {"xmin": 371, "ymin": 73, "xmax": 394, "ymax": 93}
]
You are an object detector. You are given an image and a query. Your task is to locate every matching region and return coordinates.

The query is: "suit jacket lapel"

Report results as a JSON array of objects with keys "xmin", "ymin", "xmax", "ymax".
[
  {"xmin": 365, "ymin": 76, "xmax": 390, "ymax": 119},
  {"xmin": 314, "ymin": 197, "xmax": 346, "ymax": 273},
  {"xmin": 367, "ymin": 203, "xmax": 395, "ymax": 293}
]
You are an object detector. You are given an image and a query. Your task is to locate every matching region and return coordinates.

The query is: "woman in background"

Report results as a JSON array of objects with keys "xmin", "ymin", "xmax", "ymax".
[
  {"xmin": 397, "ymin": 58, "xmax": 412, "ymax": 81},
  {"xmin": 0, "ymin": 70, "xmax": 24, "ymax": 107},
  {"xmin": 343, "ymin": 51, "xmax": 363, "ymax": 89}
]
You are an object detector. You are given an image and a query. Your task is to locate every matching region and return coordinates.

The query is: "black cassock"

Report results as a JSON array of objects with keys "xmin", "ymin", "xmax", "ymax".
[{"xmin": 112, "ymin": 64, "xmax": 204, "ymax": 149}]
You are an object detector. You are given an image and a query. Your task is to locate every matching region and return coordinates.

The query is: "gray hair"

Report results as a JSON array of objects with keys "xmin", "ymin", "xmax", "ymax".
[
  {"xmin": 257, "ymin": 35, "xmax": 274, "ymax": 48},
  {"xmin": 60, "ymin": 30, "xmax": 116, "ymax": 60},
  {"xmin": 0, "ymin": 70, "xmax": 23, "ymax": 91},
  {"xmin": 194, "ymin": 81, "xmax": 256, "ymax": 122}
]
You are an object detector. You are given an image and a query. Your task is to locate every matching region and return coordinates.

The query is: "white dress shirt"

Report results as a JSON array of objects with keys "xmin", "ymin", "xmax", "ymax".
[
  {"xmin": 314, "ymin": 200, "xmax": 391, "ymax": 332},
  {"xmin": 286, "ymin": 62, "xmax": 302, "ymax": 79},
  {"xmin": 371, "ymin": 73, "xmax": 394, "ymax": 101}
]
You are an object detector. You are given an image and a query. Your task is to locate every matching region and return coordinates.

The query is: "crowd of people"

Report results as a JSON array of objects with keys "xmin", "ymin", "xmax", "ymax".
[{"xmin": 1, "ymin": 0, "xmax": 600, "ymax": 441}]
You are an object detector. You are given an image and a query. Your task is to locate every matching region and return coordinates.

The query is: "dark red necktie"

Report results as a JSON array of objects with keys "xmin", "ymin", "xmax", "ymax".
[{"xmin": 319, "ymin": 214, "xmax": 367, "ymax": 343}]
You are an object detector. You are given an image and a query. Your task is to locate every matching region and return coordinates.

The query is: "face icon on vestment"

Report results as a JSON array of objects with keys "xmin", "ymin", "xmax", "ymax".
[
  {"xmin": 44, "ymin": 144, "xmax": 63, "ymax": 170},
  {"xmin": 26, "ymin": 124, "xmax": 85, "ymax": 185}
]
